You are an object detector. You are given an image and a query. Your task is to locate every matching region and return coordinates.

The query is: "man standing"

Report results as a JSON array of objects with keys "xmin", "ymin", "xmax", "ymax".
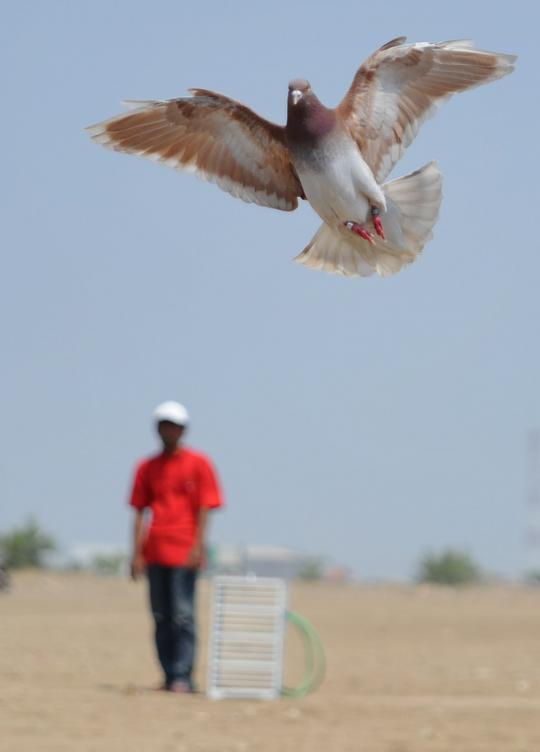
[{"xmin": 129, "ymin": 401, "xmax": 224, "ymax": 693}]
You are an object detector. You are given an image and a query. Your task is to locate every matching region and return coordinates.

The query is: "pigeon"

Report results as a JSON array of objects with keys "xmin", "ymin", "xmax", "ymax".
[{"xmin": 86, "ymin": 37, "xmax": 515, "ymax": 277}]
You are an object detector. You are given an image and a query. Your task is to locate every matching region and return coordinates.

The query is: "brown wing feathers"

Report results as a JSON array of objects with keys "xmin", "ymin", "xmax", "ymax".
[
  {"xmin": 87, "ymin": 92, "xmax": 303, "ymax": 211},
  {"xmin": 87, "ymin": 39, "xmax": 515, "ymax": 213},
  {"xmin": 339, "ymin": 39, "xmax": 516, "ymax": 183}
]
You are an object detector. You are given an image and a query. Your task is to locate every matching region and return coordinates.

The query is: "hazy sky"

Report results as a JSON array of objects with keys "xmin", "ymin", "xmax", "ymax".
[{"xmin": 2, "ymin": 0, "xmax": 538, "ymax": 579}]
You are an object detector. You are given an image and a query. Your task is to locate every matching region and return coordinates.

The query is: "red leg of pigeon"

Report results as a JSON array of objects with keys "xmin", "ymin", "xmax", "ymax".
[
  {"xmin": 344, "ymin": 221, "xmax": 375, "ymax": 244},
  {"xmin": 371, "ymin": 207, "xmax": 386, "ymax": 240}
]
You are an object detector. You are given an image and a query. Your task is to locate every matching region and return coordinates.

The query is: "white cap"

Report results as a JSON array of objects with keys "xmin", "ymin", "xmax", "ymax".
[{"xmin": 153, "ymin": 401, "xmax": 190, "ymax": 427}]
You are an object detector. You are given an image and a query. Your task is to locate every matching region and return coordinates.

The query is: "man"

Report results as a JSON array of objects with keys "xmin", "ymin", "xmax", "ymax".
[{"xmin": 129, "ymin": 401, "xmax": 223, "ymax": 693}]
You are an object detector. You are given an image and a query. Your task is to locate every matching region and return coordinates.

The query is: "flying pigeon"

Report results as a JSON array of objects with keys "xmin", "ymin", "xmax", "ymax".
[{"xmin": 86, "ymin": 38, "xmax": 515, "ymax": 277}]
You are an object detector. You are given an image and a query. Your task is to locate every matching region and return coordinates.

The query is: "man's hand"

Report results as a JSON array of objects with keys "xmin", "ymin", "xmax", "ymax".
[
  {"xmin": 130, "ymin": 552, "xmax": 146, "ymax": 581},
  {"xmin": 187, "ymin": 540, "xmax": 204, "ymax": 570}
]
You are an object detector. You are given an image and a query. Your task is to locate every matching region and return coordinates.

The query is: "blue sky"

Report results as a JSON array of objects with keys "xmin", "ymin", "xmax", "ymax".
[{"xmin": 2, "ymin": 0, "xmax": 538, "ymax": 579}]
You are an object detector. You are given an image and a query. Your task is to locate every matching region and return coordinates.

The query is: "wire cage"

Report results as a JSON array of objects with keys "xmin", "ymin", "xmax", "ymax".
[{"xmin": 207, "ymin": 575, "xmax": 288, "ymax": 700}]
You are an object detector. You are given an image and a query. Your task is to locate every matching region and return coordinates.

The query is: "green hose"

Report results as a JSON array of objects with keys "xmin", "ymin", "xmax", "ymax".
[{"xmin": 281, "ymin": 610, "xmax": 326, "ymax": 698}]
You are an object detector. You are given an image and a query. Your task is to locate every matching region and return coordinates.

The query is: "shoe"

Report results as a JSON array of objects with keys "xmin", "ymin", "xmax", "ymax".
[{"xmin": 168, "ymin": 680, "xmax": 192, "ymax": 694}]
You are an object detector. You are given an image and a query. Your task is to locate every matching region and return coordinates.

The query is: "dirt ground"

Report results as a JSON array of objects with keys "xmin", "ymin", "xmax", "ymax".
[{"xmin": 1, "ymin": 572, "xmax": 539, "ymax": 752}]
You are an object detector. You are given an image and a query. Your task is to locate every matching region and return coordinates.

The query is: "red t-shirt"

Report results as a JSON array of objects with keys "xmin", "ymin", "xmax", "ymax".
[{"xmin": 129, "ymin": 446, "xmax": 223, "ymax": 566}]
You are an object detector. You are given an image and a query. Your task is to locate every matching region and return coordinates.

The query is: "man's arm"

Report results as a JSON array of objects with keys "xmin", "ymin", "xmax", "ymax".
[
  {"xmin": 130, "ymin": 508, "xmax": 146, "ymax": 581},
  {"xmin": 187, "ymin": 506, "xmax": 209, "ymax": 569},
  {"xmin": 187, "ymin": 455, "xmax": 223, "ymax": 569}
]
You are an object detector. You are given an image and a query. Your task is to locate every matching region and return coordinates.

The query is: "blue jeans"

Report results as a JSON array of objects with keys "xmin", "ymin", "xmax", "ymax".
[{"xmin": 147, "ymin": 565, "xmax": 197, "ymax": 689}]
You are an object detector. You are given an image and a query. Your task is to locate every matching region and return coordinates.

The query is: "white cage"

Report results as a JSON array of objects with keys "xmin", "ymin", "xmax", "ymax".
[{"xmin": 207, "ymin": 575, "xmax": 288, "ymax": 700}]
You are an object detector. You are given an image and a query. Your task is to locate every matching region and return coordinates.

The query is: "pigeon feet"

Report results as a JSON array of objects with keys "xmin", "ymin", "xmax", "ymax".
[
  {"xmin": 371, "ymin": 207, "xmax": 386, "ymax": 240},
  {"xmin": 345, "ymin": 221, "xmax": 375, "ymax": 244},
  {"xmin": 345, "ymin": 207, "xmax": 386, "ymax": 244}
]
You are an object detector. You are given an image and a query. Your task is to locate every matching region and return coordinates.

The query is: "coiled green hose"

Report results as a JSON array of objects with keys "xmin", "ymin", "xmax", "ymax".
[{"xmin": 281, "ymin": 610, "xmax": 326, "ymax": 698}]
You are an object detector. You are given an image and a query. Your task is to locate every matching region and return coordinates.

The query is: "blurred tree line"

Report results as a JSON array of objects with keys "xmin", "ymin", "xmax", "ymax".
[
  {"xmin": 0, "ymin": 519, "xmax": 128, "ymax": 575},
  {"xmin": 0, "ymin": 518, "xmax": 57, "ymax": 569},
  {"xmin": 1, "ymin": 520, "xmax": 538, "ymax": 587},
  {"xmin": 416, "ymin": 549, "xmax": 482, "ymax": 585}
]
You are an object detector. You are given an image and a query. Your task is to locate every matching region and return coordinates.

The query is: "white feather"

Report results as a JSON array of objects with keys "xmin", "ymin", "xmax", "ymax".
[{"xmin": 295, "ymin": 162, "xmax": 442, "ymax": 277}]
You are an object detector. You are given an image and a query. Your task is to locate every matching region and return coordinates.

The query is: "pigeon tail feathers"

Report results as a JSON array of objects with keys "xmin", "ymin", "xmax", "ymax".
[{"xmin": 295, "ymin": 161, "xmax": 442, "ymax": 277}]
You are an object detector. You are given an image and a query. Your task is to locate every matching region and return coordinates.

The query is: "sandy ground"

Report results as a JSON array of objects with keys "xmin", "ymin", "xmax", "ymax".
[{"xmin": 1, "ymin": 572, "xmax": 539, "ymax": 752}]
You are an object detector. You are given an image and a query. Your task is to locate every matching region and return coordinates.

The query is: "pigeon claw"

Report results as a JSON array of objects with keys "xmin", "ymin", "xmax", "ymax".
[
  {"xmin": 372, "ymin": 215, "xmax": 386, "ymax": 240},
  {"xmin": 345, "ymin": 221, "xmax": 375, "ymax": 245},
  {"xmin": 371, "ymin": 207, "xmax": 386, "ymax": 240}
]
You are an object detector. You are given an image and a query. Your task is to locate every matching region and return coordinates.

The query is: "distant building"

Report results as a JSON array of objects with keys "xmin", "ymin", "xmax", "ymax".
[
  {"xmin": 208, "ymin": 544, "xmax": 316, "ymax": 580},
  {"xmin": 324, "ymin": 566, "xmax": 352, "ymax": 584}
]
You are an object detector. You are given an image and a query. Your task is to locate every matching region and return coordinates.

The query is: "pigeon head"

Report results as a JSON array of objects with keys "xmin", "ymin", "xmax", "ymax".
[
  {"xmin": 288, "ymin": 79, "xmax": 312, "ymax": 107},
  {"xmin": 286, "ymin": 79, "xmax": 335, "ymax": 144}
]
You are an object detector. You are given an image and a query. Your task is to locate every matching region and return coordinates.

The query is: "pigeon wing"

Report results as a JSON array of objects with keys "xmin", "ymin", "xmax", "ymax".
[
  {"xmin": 338, "ymin": 38, "xmax": 516, "ymax": 183},
  {"xmin": 87, "ymin": 89, "xmax": 303, "ymax": 211}
]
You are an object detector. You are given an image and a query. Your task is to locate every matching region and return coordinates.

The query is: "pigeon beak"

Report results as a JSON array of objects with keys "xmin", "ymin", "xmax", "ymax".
[{"xmin": 290, "ymin": 90, "xmax": 302, "ymax": 106}]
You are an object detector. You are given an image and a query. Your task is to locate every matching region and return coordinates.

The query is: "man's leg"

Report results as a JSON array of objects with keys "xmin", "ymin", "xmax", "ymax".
[
  {"xmin": 168, "ymin": 566, "xmax": 197, "ymax": 691},
  {"xmin": 147, "ymin": 564, "xmax": 174, "ymax": 688}
]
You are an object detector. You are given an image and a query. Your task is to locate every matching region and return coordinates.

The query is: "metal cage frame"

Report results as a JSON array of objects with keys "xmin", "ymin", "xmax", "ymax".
[{"xmin": 207, "ymin": 575, "xmax": 288, "ymax": 700}]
